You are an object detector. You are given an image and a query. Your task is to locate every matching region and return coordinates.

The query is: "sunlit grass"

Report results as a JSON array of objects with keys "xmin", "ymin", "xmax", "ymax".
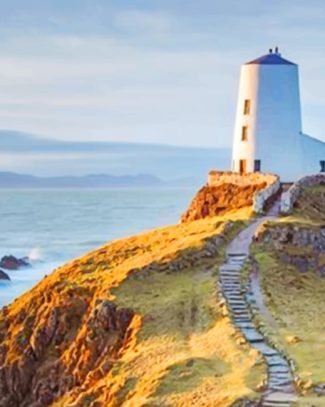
[{"xmin": 1, "ymin": 211, "xmax": 265, "ymax": 406}]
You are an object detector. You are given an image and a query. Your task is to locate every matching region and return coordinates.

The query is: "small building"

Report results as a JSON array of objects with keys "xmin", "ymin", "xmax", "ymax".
[{"xmin": 232, "ymin": 48, "xmax": 325, "ymax": 182}]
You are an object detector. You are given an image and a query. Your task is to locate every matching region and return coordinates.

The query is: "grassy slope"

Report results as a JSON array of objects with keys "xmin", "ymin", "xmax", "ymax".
[
  {"xmin": 1, "ymin": 208, "xmax": 265, "ymax": 407},
  {"xmin": 253, "ymin": 185, "xmax": 325, "ymax": 405}
]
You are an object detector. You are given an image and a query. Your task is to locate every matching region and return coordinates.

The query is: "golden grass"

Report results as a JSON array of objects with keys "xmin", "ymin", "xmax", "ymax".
[
  {"xmin": 1, "ymin": 210, "xmax": 265, "ymax": 406},
  {"xmin": 110, "ymin": 264, "xmax": 264, "ymax": 406}
]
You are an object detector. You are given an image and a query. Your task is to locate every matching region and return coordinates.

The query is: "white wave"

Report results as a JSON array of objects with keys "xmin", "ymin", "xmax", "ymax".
[{"xmin": 28, "ymin": 247, "xmax": 43, "ymax": 261}]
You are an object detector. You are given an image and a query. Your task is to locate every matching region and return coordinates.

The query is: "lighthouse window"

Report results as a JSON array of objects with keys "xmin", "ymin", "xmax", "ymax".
[
  {"xmin": 320, "ymin": 160, "xmax": 325, "ymax": 173},
  {"xmin": 241, "ymin": 126, "xmax": 248, "ymax": 141},
  {"xmin": 243, "ymin": 99, "xmax": 250, "ymax": 115},
  {"xmin": 254, "ymin": 160, "xmax": 261, "ymax": 172}
]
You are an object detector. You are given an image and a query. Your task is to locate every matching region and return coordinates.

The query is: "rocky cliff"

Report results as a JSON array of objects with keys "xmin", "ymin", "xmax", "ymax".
[{"xmin": 181, "ymin": 172, "xmax": 279, "ymax": 223}]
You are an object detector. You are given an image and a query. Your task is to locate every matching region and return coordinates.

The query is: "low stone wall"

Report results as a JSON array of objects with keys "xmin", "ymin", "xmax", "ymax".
[
  {"xmin": 253, "ymin": 177, "xmax": 281, "ymax": 214},
  {"xmin": 208, "ymin": 171, "xmax": 277, "ymax": 188},
  {"xmin": 280, "ymin": 174, "xmax": 325, "ymax": 214}
]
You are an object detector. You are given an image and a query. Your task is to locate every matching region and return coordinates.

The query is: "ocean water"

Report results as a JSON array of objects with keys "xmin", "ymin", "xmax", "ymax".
[{"xmin": 0, "ymin": 187, "xmax": 195, "ymax": 307}]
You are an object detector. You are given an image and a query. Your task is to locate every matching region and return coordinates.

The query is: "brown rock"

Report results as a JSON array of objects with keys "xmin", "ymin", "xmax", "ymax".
[
  {"xmin": 0, "ymin": 255, "xmax": 30, "ymax": 270},
  {"xmin": 181, "ymin": 182, "xmax": 266, "ymax": 223}
]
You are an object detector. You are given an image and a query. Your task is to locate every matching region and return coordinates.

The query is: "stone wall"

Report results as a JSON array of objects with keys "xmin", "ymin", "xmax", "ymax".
[
  {"xmin": 252, "ymin": 176, "xmax": 281, "ymax": 214},
  {"xmin": 280, "ymin": 174, "xmax": 325, "ymax": 214},
  {"xmin": 208, "ymin": 171, "xmax": 277, "ymax": 188}
]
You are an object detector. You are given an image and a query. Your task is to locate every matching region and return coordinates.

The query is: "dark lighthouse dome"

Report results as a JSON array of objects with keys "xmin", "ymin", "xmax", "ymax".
[{"xmin": 246, "ymin": 47, "xmax": 296, "ymax": 65}]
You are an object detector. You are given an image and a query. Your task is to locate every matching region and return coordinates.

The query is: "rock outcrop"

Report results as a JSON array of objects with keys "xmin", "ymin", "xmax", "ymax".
[
  {"xmin": 0, "ymin": 295, "xmax": 136, "ymax": 407},
  {"xmin": 181, "ymin": 183, "xmax": 265, "ymax": 222},
  {"xmin": 0, "ymin": 270, "xmax": 10, "ymax": 281},
  {"xmin": 181, "ymin": 171, "xmax": 279, "ymax": 222},
  {"xmin": 255, "ymin": 222, "xmax": 325, "ymax": 275},
  {"xmin": 0, "ymin": 255, "xmax": 30, "ymax": 270},
  {"xmin": 255, "ymin": 223, "xmax": 325, "ymax": 252}
]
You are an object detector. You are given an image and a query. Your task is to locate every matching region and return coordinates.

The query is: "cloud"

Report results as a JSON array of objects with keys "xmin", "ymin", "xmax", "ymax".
[
  {"xmin": 0, "ymin": 1, "xmax": 324, "ymax": 147},
  {"xmin": 0, "ymin": 31, "xmax": 237, "ymax": 146}
]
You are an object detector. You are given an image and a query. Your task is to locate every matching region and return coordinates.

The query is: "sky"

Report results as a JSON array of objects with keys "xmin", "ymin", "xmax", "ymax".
[{"xmin": 0, "ymin": 0, "xmax": 325, "ymax": 147}]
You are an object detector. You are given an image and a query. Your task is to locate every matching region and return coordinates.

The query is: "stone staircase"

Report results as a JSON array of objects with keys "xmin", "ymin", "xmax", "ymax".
[{"xmin": 219, "ymin": 240, "xmax": 297, "ymax": 406}]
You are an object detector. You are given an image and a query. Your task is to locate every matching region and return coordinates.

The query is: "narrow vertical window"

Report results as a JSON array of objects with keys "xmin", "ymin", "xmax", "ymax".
[
  {"xmin": 241, "ymin": 126, "xmax": 248, "ymax": 141},
  {"xmin": 254, "ymin": 159, "xmax": 261, "ymax": 172},
  {"xmin": 243, "ymin": 99, "xmax": 250, "ymax": 115},
  {"xmin": 320, "ymin": 160, "xmax": 325, "ymax": 173}
]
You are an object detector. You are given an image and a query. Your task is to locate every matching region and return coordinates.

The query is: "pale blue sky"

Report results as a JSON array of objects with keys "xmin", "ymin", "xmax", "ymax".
[{"xmin": 0, "ymin": 0, "xmax": 325, "ymax": 147}]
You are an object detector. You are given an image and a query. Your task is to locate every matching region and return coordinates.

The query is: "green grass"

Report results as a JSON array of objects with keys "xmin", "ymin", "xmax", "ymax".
[{"xmin": 252, "ymin": 243, "xmax": 325, "ymax": 403}]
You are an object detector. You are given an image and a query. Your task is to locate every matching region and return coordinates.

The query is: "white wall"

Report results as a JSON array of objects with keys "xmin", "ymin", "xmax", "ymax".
[
  {"xmin": 232, "ymin": 60, "xmax": 304, "ymax": 181},
  {"xmin": 300, "ymin": 134, "xmax": 325, "ymax": 174}
]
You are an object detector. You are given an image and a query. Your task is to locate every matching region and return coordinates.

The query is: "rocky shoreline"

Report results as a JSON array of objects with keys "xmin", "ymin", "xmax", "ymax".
[{"xmin": 0, "ymin": 255, "xmax": 31, "ymax": 281}]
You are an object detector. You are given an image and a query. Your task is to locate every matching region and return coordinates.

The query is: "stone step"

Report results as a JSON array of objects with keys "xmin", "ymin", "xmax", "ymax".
[
  {"xmin": 220, "ymin": 269, "xmax": 241, "ymax": 274},
  {"xmin": 228, "ymin": 299, "xmax": 246, "ymax": 304},
  {"xmin": 220, "ymin": 270, "xmax": 241, "ymax": 277},
  {"xmin": 228, "ymin": 260, "xmax": 245, "ymax": 265},
  {"xmin": 227, "ymin": 300, "xmax": 247, "ymax": 307},
  {"xmin": 222, "ymin": 288, "xmax": 242, "ymax": 293},
  {"xmin": 265, "ymin": 355, "xmax": 289, "ymax": 368},
  {"xmin": 223, "ymin": 286, "xmax": 242, "ymax": 291},
  {"xmin": 269, "ymin": 372, "xmax": 292, "ymax": 380},
  {"xmin": 224, "ymin": 293, "xmax": 243, "ymax": 299},
  {"xmin": 234, "ymin": 321, "xmax": 256, "ymax": 329},
  {"xmin": 219, "ymin": 263, "xmax": 240, "ymax": 273},
  {"xmin": 226, "ymin": 295, "xmax": 245, "ymax": 301},
  {"xmin": 227, "ymin": 253, "xmax": 247, "ymax": 258},
  {"xmin": 233, "ymin": 316, "xmax": 251, "ymax": 323},
  {"xmin": 228, "ymin": 256, "xmax": 246, "ymax": 261},
  {"xmin": 228, "ymin": 255, "xmax": 246, "ymax": 260},
  {"xmin": 220, "ymin": 279, "xmax": 240, "ymax": 284},
  {"xmin": 231, "ymin": 308, "xmax": 248, "ymax": 313},
  {"xmin": 269, "ymin": 378, "xmax": 292, "ymax": 387},
  {"xmin": 268, "ymin": 365, "xmax": 291, "ymax": 374},
  {"xmin": 241, "ymin": 328, "xmax": 264, "ymax": 342},
  {"xmin": 221, "ymin": 282, "xmax": 240, "ymax": 286},
  {"xmin": 231, "ymin": 313, "xmax": 250, "ymax": 319},
  {"xmin": 252, "ymin": 342, "xmax": 278, "ymax": 357},
  {"xmin": 223, "ymin": 288, "xmax": 242, "ymax": 293},
  {"xmin": 262, "ymin": 390, "xmax": 297, "ymax": 405}
]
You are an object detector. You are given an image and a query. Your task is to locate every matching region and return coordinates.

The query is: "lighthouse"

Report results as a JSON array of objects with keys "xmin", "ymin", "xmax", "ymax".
[{"xmin": 232, "ymin": 48, "xmax": 305, "ymax": 182}]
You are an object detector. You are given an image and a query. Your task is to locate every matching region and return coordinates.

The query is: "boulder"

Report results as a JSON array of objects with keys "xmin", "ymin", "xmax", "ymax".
[
  {"xmin": 0, "ymin": 269, "xmax": 10, "ymax": 281},
  {"xmin": 0, "ymin": 255, "xmax": 30, "ymax": 270}
]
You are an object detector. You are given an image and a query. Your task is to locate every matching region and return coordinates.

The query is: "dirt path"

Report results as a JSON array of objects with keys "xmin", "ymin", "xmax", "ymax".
[
  {"xmin": 219, "ymin": 201, "xmax": 297, "ymax": 406},
  {"xmin": 249, "ymin": 268, "xmax": 279, "ymax": 332}
]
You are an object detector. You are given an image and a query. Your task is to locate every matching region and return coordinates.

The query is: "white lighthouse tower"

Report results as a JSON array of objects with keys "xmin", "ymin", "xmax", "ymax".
[{"xmin": 232, "ymin": 48, "xmax": 303, "ymax": 181}]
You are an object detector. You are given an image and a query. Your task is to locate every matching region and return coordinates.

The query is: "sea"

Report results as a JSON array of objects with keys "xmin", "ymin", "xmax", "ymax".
[{"xmin": 0, "ymin": 187, "xmax": 195, "ymax": 307}]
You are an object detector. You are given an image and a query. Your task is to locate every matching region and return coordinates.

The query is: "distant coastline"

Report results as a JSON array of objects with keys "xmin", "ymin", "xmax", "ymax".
[
  {"xmin": 0, "ymin": 171, "xmax": 203, "ymax": 188},
  {"xmin": 0, "ymin": 171, "xmax": 165, "ymax": 188}
]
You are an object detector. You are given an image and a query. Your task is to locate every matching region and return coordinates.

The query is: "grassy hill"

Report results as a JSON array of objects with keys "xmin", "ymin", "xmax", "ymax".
[
  {"xmin": 0, "ymin": 208, "xmax": 265, "ymax": 407},
  {"xmin": 252, "ymin": 185, "xmax": 325, "ymax": 405},
  {"xmin": 1, "ymin": 184, "xmax": 325, "ymax": 406}
]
